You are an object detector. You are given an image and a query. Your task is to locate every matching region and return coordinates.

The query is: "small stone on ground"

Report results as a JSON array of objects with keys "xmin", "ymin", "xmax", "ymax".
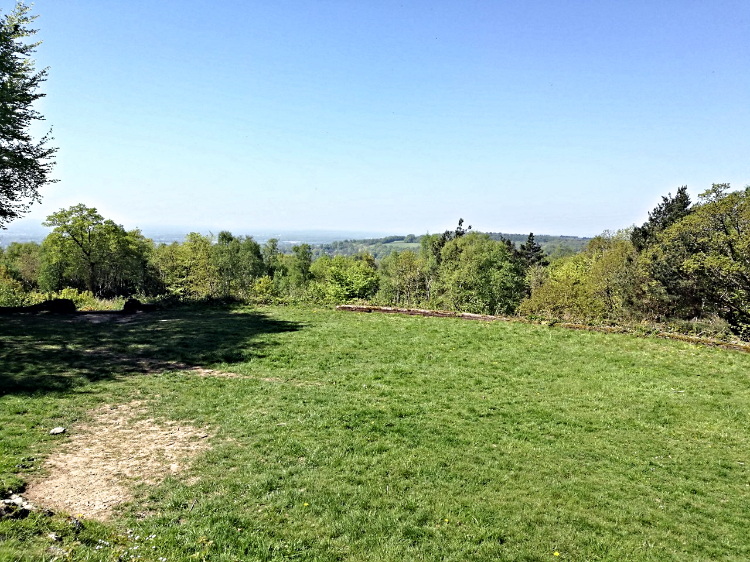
[{"xmin": 26, "ymin": 401, "xmax": 211, "ymax": 520}]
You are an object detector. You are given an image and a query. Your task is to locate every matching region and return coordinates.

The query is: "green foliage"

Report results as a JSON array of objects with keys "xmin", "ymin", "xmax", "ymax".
[
  {"xmin": 0, "ymin": 240, "xmax": 39, "ymax": 289},
  {"xmin": 0, "ymin": 264, "xmax": 25, "ymax": 305},
  {"xmin": 486, "ymin": 232, "xmax": 590, "ymax": 254},
  {"xmin": 5, "ymin": 189, "xmax": 748, "ymax": 341},
  {"xmin": 310, "ymin": 253, "xmax": 379, "ymax": 302},
  {"xmin": 176, "ymin": 232, "xmax": 216, "ymax": 299},
  {"xmin": 645, "ymin": 184, "xmax": 750, "ymax": 334},
  {"xmin": 289, "ymin": 243, "xmax": 312, "ymax": 286},
  {"xmin": 272, "ymin": 244, "xmax": 314, "ymax": 298},
  {"xmin": 431, "ymin": 232, "xmax": 527, "ymax": 315},
  {"xmin": 154, "ymin": 231, "xmax": 268, "ymax": 301},
  {"xmin": 631, "ymin": 185, "xmax": 692, "ymax": 252},
  {"xmin": 40, "ymin": 204, "xmax": 156, "ymax": 297},
  {"xmin": 519, "ymin": 232, "xmax": 637, "ymax": 321},
  {"xmin": 262, "ymin": 237, "xmax": 283, "ymax": 277},
  {"xmin": 547, "ymin": 244, "xmax": 577, "ymax": 260},
  {"xmin": 50, "ymin": 287, "xmax": 105, "ymax": 309},
  {"xmin": 212, "ymin": 231, "xmax": 264, "ymax": 298},
  {"xmin": 514, "ymin": 184, "xmax": 750, "ymax": 339},
  {"xmin": 636, "ymin": 232, "xmax": 703, "ymax": 320},
  {"xmin": 377, "ymin": 250, "xmax": 427, "ymax": 307},
  {"xmin": 151, "ymin": 241, "xmax": 188, "ymax": 298},
  {"xmin": 149, "ymin": 232, "xmax": 299, "ymax": 302},
  {"xmin": 313, "ymin": 235, "xmax": 421, "ymax": 259},
  {"xmin": 313, "ymin": 231, "xmax": 587, "ymax": 260},
  {"xmin": 0, "ymin": 2, "xmax": 57, "ymax": 226},
  {"xmin": 0, "ymin": 268, "xmax": 119, "ymax": 309},
  {"xmin": 251, "ymin": 275, "xmax": 276, "ymax": 303},
  {"xmin": 519, "ymin": 232, "xmax": 549, "ymax": 267}
]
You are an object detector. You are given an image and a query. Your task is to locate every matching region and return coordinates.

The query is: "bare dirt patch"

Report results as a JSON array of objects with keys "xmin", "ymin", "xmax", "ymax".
[
  {"xmin": 185, "ymin": 367, "xmax": 246, "ymax": 379},
  {"xmin": 25, "ymin": 401, "xmax": 211, "ymax": 520}
]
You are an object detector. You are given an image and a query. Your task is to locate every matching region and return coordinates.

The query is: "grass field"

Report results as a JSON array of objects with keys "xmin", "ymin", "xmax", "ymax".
[{"xmin": 1, "ymin": 305, "xmax": 749, "ymax": 561}]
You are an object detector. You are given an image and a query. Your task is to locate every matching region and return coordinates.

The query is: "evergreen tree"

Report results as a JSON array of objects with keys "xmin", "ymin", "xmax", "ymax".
[
  {"xmin": 631, "ymin": 186, "xmax": 691, "ymax": 251},
  {"xmin": 519, "ymin": 232, "xmax": 549, "ymax": 267}
]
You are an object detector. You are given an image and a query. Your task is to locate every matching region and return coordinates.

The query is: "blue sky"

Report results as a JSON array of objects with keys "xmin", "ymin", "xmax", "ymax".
[{"xmin": 7, "ymin": 0, "xmax": 750, "ymax": 236}]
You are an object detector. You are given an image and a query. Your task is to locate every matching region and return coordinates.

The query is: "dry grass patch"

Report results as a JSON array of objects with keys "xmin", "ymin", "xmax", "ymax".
[{"xmin": 25, "ymin": 401, "xmax": 211, "ymax": 520}]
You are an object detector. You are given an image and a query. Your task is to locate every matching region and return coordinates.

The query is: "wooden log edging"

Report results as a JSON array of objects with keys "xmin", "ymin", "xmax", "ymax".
[
  {"xmin": 335, "ymin": 304, "xmax": 750, "ymax": 353},
  {"xmin": 336, "ymin": 304, "xmax": 508, "ymax": 322}
]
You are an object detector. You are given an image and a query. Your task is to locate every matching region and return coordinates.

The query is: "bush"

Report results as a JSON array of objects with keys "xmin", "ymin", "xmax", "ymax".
[
  {"xmin": 310, "ymin": 255, "xmax": 379, "ymax": 303},
  {"xmin": 252, "ymin": 276, "xmax": 277, "ymax": 304},
  {"xmin": 519, "ymin": 233, "xmax": 637, "ymax": 322},
  {"xmin": 431, "ymin": 233, "xmax": 527, "ymax": 315},
  {"xmin": 0, "ymin": 266, "xmax": 27, "ymax": 306}
]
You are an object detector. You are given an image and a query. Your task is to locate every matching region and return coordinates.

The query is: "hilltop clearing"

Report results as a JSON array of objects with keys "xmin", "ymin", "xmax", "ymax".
[{"xmin": 1, "ymin": 305, "xmax": 749, "ymax": 561}]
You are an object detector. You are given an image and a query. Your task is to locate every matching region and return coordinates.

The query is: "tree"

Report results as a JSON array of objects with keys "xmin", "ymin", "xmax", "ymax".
[
  {"xmin": 213, "ymin": 231, "xmax": 240, "ymax": 297},
  {"xmin": 420, "ymin": 219, "xmax": 472, "ymax": 301},
  {"xmin": 0, "ymin": 263, "xmax": 27, "ymax": 305},
  {"xmin": 262, "ymin": 238, "xmax": 282, "ymax": 278},
  {"xmin": 309, "ymin": 253, "xmax": 378, "ymax": 302},
  {"xmin": 179, "ymin": 232, "xmax": 216, "ymax": 299},
  {"xmin": 289, "ymin": 244, "xmax": 312, "ymax": 286},
  {"xmin": 0, "ymin": 3, "xmax": 56, "ymax": 227},
  {"xmin": 631, "ymin": 186, "xmax": 691, "ymax": 251},
  {"xmin": 644, "ymin": 184, "xmax": 750, "ymax": 333},
  {"xmin": 1, "ymin": 240, "xmax": 39, "ymax": 290},
  {"xmin": 519, "ymin": 232, "xmax": 638, "ymax": 321},
  {"xmin": 40, "ymin": 204, "xmax": 155, "ymax": 296},
  {"xmin": 42, "ymin": 205, "xmax": 108, "ymax": 292},
  {"xmin": 432, "ymin": 232, "xmax": 527, "ymax": 315},
  {"xmin": 519, "ymin": 232, "xmax": 549, "ymax": 268},
  {"xmin": 378, "ymin": 250, "xmax": 426, "ymax": 306},
  {"xmin": 211, "ymin": 231, "xmax": 264, "ymax": 298}
]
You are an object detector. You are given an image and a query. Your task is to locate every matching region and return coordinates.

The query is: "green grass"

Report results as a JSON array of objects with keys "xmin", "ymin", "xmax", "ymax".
[{"xmin": 1, "ymin": 305, "xmax": 749, "ymax": 561}]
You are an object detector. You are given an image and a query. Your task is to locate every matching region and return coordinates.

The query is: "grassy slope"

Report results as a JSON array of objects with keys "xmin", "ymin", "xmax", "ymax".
[{"xmin": 1, "ymin": 305, "xmax": 749, "ymax": 561}]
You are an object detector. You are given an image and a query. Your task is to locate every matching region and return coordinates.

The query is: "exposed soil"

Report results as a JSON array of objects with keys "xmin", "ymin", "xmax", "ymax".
[{"xmin": 24, "ymin": 401, "xmax": 211, "ymax": 520}]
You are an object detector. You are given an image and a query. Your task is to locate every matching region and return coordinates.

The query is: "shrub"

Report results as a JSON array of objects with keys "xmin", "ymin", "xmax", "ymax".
[
  {"xmin": 519, "ymin": 233, "xmax": 637, "ymax": 322},
  {"xmin": 0, "ymin": 266, "xmax": 27, "ymax": 306},
  {"xmin": 431, "ymin": 233, "xmax": 527, "ymax": 315},
  {"xmin": 252, "ymin": 276, "xmax": 277, "ymax": 304},
  {"xmin": 310, "ymin": 255, "xmax": 379, "ymax": 303}
]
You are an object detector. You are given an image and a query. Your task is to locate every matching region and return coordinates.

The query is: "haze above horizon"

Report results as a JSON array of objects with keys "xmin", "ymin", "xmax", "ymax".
[{"xmin": 8, "ymin": 0, "xmax": 749, "ymax": 237}]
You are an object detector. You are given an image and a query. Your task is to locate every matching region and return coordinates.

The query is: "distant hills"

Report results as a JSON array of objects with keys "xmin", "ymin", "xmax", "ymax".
[
  {"xmin": 0, "ymin": 224, "xmax": 591, "ymax": 258},
  {"xmin": 309, "ymin": 233, "xmax": 591, "ymax": 259},
  {"xmin": 0, "ymin": 224, "xmax": 392, "ymax": 248}
]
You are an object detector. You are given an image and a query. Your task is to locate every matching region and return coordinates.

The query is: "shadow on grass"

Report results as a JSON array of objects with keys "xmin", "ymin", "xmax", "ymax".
[{"xmin": 0, "ymin": 305, "xmax": 302, "ymax": 396}]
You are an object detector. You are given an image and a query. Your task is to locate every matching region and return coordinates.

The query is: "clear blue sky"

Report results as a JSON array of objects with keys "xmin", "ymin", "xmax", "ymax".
[{"xmin": 7, "ymin": 0, "xmax": 750, "ymax": 236}]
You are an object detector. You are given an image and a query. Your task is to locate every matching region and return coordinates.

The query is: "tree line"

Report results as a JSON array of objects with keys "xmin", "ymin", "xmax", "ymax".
[
  {"xmin": 0, "ymin": 207, "xmax": 543, "ymax": 314},
  {"xmin": 2, "ymin": 5, "xmax": 748, "ymax": 338},
  {"xmin": 520, "ymin": 184, "xmax": 750, "ymax": 337},
  {"xmin": 1, "ymin": 183, "xmax": 748, "ymax": 339}
]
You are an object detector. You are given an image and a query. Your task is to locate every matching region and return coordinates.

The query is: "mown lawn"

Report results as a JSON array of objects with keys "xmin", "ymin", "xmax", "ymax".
[{"xmin": 1, "ymin": 304, "xmax": 749, "ymax": 561}]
